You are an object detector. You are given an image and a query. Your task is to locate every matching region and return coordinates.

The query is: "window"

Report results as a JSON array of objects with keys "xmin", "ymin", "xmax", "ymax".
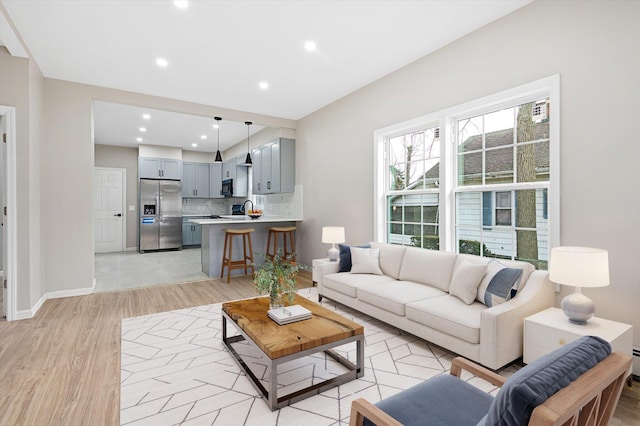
[
  {"xmin": 375, "ymin": 76, "xmax": 559, "ymax": 270},
  {"xmin": 386, "ymin": 127, "xmax": 440, "ymax": 249}
]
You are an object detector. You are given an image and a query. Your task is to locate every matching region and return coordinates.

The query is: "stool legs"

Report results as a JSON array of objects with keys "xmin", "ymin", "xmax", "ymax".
[
  {"xmin": 266, "ymin": 228, "xmax": 296, "ymax": 262},
  {"xmin": 221, "ymin": 230, "xmax": 255, "ymax": 283}
]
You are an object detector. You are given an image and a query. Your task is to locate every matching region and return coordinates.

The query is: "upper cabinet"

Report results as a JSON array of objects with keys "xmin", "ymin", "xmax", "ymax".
[
  {"xmin": 182, "ymin": 162, "xmax": 210, "ymax": 198},
  {"xmin": 222, "ymin": 159, "xmax": 236, "ymax": 181},
  {"xmin": 233, "ymin": 155, "xmax": 249, "ymax": 197},
  {"xmin": 209, "ymin": 162, "xmax": 223, "ymax": 198},
  {"xmin": 252, "ymin": 138, "xmax": 295, "ymax": 195},
  {"xmin": 139, "ymin": 157, "xmax": 181, "ymax": 180}
]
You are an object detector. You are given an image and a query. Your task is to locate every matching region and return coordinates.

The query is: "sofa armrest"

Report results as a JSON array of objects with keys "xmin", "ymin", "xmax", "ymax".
[
  {"xmin": 480, "ymin": 270, "xmax": 555, "ymax": 369},
  {"xmin": 315, "ymin": 260, "xmax": 340, "ymax": 293}
]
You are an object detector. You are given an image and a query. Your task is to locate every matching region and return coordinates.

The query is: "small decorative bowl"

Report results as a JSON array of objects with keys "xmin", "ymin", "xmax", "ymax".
[{"xmin": 248, "ymin": 213, "xmax": 262, "ymax": 219}]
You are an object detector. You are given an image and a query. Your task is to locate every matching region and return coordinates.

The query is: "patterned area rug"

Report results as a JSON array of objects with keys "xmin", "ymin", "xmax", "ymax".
[{"xmin": 120, "ymin": 287, "xmax": 519, "ymax": 425}]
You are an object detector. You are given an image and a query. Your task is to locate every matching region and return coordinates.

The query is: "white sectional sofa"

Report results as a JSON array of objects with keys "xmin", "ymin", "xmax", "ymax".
[{"xmin": 317, "ymin": 242, "xmax": 555, "ymax": 370}]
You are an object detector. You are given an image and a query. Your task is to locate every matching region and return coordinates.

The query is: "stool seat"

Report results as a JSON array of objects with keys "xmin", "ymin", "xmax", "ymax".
[
  {"xmin": 221, "ymin": 228, "xmax": 255, "ymax": 283},
  {"xmin": 269, "ymin": 226, "xmax": 296, "ymax": 232},
  {"xmin": 266, "ymin": 226, "xmax": 296, "ymax": 261},
  {"xmin": 225, "ymin": 228, "xmax": 255, "ymax": 234}
]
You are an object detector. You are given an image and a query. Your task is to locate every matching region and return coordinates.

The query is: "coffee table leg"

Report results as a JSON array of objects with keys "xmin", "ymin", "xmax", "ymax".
[
  {"xmin": 357, "ymin": 336, "xmax": 364, "ymax": 378},
  {"xmin": 269, "ymin": 359, "xmax": 278, "ymax": 410}
]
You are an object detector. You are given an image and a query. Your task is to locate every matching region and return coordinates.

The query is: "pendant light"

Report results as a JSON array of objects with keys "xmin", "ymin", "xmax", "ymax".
[
  {"xmin": 214, "ymin": 116, "xmax": 223, "ymax": 163},
  {"xmin": 243, "ymin": 121, "xmax": 253, "ymax": 166}
]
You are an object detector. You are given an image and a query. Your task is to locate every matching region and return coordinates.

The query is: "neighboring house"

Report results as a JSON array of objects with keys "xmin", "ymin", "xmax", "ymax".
[{"xmin": 389, "ymin": 121, "xmax": 550, "ymax": 262}]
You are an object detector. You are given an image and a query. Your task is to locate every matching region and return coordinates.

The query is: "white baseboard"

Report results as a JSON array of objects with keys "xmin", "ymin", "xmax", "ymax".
[
  {"xmin": 126, "ymin": 246, "xmax": 138, "ymax": 252},
  {"xmin": 15, "ymin": 286, "xmax": 95, "ymax": 320}
]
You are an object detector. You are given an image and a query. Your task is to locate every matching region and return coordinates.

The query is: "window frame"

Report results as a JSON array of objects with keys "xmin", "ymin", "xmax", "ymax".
[{"xmin": 374, "ymin": 75, "xmax": 560, "ymax": 260}]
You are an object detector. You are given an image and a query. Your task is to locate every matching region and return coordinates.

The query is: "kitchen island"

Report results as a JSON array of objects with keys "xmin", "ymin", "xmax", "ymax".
[{"xmin": 189, "ymin": 216, "xmax": 302, "ymax": 278}]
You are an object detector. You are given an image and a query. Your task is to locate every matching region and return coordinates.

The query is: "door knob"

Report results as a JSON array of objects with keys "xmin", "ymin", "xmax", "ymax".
[{"xmin": 114, "ymin": 213, "xmax": 122, "ymax": 217}]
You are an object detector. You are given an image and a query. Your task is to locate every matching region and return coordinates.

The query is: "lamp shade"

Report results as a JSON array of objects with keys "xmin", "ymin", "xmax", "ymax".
[
  {"xmin": 549, "ymin": 247, "xmax": 609, "ymax": 288},
  {"xmin": 322, "ymin": 226, "xmax": 345, "ymax": 244}
]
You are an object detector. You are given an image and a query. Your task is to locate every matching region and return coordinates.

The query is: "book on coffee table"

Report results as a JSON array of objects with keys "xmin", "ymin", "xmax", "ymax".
[{"xmin": 268, "ymin": 305, "xmax": 312, "ymax": 325}]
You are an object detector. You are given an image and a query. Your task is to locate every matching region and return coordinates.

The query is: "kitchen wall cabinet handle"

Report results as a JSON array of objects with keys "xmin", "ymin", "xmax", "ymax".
[{"xmin": 114, "ymin": 213, "xmax": 122, "ymax": 217}]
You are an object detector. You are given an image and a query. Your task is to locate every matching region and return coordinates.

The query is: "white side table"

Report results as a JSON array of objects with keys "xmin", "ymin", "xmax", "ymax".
[
  {"xmin": 311, "ymin": 258, "xmax": 340, "ymax": 286},
  {"xmin": 524, "ymin": 307, "xmax": 633, "ymax": 370}
]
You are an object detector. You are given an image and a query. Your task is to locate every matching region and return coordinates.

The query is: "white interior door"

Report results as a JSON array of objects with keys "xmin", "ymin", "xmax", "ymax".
[{"xmin": 94, "ymin": 168, "xmax": 125, "ymax": 253}]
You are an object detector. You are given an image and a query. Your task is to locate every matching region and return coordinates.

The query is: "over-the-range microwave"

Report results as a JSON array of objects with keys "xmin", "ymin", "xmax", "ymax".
[{"xmin": 221, "ymin": 178, "xmax": 233, "ymax": 197}]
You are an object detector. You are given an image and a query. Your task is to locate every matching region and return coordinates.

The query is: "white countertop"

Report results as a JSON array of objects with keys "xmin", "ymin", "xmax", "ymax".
[{"xmin": 190, "ymin": 216, "xmax": 302, "ymax": 225}]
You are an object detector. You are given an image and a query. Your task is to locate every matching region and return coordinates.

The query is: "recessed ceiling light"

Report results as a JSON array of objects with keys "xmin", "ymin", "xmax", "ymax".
[
  {"xmin": 174, "ymin": 1, "xmax": 189, "ymax": 8},
  {"xmin": 259, "ymin": 81, "xmax": 269, "ymax": 90},
  {"xmin": 142, "ymin": 113, "xmax": 151, "ymax": 120},
  {"xmin": 191, "ymin": 143, "xmax": 198, "ymax": 147},
  {"xmin": 200, "ymin": 134, "xmax": 207, "ymax": 140},
  {"xmin": 139, "ymin": 127, "xmax": 147, "ymax": 132},
  {"xmin": 304, "ymin": 41, "xmax": 317, "ymax": 51},
  {"xmin": 156, "ymin": 58, "xmax": 168, "ymax": 67},
  {"xmin": 136, "ymin": 137, "xmax": 143, "ymax": 142}
]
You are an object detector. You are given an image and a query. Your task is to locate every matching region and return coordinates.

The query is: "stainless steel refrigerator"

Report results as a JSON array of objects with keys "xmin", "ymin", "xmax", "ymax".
[{"xmin": 139, "ymin": 179, "xmax": 182, "ymax": 252}]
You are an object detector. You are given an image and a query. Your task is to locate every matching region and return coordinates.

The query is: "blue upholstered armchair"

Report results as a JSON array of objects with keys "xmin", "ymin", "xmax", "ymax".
[{"xmin": 350, "ymin": 336, "xmax": 631, "ymax": 426}]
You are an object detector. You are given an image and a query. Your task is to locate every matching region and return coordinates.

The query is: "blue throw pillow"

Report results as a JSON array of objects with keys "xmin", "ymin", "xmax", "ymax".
[
  {"xmin": 482, "ymin": 336, "xmax": 611, "ymax": 426},
  {"xmin": 338, "ymin": 243, "xmax": 370, "ymax": 272},
  {"xmin": 477, "ymin": 261, "xmax": 523, "ymax": 307}
]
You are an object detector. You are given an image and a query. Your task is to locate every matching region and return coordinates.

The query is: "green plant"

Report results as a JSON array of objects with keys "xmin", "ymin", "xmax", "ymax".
[{"xmin": 254, "ymin": 251, "xmax": 303, "ymax": 307}]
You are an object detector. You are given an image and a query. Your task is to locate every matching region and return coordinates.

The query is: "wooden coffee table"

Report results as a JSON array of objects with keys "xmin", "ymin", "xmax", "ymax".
[{"xmin": 222, "ymin": 295, "xmax": 364, "ymax": 410}]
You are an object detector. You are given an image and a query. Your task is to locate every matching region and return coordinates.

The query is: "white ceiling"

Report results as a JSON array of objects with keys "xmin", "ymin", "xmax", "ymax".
[
  {"xmin": 1, "ymin": 0, "xmax": 531, "ymax": 151},
  {"xmin": 93, "ymin": 101, "xmax": 265, "ymax": 152}
]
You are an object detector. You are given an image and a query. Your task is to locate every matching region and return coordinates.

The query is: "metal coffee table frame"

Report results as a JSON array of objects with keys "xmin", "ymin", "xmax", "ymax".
[{"xmin": 222, "ymin": 310, "xmax": 365, "ymax": 411}]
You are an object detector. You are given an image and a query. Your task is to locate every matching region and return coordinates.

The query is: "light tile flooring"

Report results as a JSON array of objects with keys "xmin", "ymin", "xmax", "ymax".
[{"xmin": 95, "ymin": 248, "xmax": 208, "ymax": 292}]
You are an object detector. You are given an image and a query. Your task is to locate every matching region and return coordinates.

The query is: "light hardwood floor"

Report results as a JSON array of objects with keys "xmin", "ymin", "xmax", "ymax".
[
  {"xmin": 0, "ymin": 272, "xmax": 637, "ymax": 425},
  {"xmin": 0, "ymin": 274, "xmax": 313, "ymax": 425}
]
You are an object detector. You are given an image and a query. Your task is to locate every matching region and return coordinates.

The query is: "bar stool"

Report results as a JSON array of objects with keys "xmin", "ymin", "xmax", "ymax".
[
  {"xmin": 220, "ymin": 228, "xmax": 255, "ymax": 283},
  {"xmin": 266, "ymin": 226, "xmax": 296, "ymax": 261}
]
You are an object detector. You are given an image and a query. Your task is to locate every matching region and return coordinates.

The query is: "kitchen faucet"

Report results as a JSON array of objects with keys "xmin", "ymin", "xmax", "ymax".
[{"xmin": 242, "ymin": 199, "xmax": 254, "ymax": 214}]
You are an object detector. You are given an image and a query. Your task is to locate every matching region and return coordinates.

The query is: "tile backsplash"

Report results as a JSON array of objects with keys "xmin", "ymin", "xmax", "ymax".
[{"xmin": 182, "ymin": 185, "xmax": 303, "ymax": 218}]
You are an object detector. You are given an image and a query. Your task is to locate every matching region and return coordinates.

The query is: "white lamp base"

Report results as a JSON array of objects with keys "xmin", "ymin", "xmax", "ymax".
[
  {"xmin": 327, "ymin": 245, "xmax": 339, "ymax": 262},
  {"xmin": 561, "ymin": 288, "xmax": 595, "ymax": 325}
]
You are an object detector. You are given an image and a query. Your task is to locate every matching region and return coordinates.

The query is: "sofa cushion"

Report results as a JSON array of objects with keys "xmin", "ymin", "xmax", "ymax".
[
  {"xmin": 449, "ymin": 260, "xmax": 488, "ymax": 304},
  {"xmin": 406, "ymin": 296, "xmax": 485, "ymax": 344},
  {"xmin": 483, "ymin": 336, "xmax": 611, "ymax": 426},
  {"xmin": 338, "ymin": 243, "xmax": 370, "ymax": 272},
  {"xmin": 350, "ymin": 247, "xmax": 383, "ymax": 275},
  {"xmin": 370, "ymin": 242, "xmax": 406, "ymax": 279},
  {"xmin": 398, "ymin": 247, "xmax": 458, "ymax": 292},
  {"xmin": 323, "ymin": 272, "xmax": 397, "ymax": 298},
  {"xmin": 358, "ymin": 281, "xmax": 447, "ymax": 316},
  {"xmin": 476, "ymin": 261, "xmax": 525, "ymax": 307}
]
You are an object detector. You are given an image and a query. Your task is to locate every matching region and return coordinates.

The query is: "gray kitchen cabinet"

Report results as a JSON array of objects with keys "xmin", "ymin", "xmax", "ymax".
[
  {"xmin": 222, "ymin": 158, "xmax": 236, "ymax": 181},
  {"xmin": 209, "ymin": 162, "xmax": 223, "ymax": 198},
  {"xmin": 234, "ymin": 155, "xmax": 249, "ymax": 197},
  {"xmin": 252, "ymin": 138, "xmax": 295, "ymax": 194},
  {"xmin": 251, "ymin": 147, "xmax": 262, "ymax": 194},
  {"xmin": 182, "ymin": 217, "xmax": 203, "ymax": 246},
  {"xmin": 139, "ymin": 157, "xmax": 181, "ymax": 180},
  {"xmin": 182, "ymin": 162, "xmax": 210, "ymax": 198}
]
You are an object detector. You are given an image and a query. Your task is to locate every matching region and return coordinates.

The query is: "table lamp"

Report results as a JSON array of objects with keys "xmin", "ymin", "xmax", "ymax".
[
  {"xmin": 548, "ymin": 246, "xmax": 609, "ymax": 324},
  {"xmin": 322, "ymin": 226, "xmax": 345, "ymax": 261}
]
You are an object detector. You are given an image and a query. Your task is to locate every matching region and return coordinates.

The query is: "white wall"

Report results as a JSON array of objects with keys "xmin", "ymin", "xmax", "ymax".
[{"xmin": 297, "ymin": 0, "xmax": 640, "ymax": 344}]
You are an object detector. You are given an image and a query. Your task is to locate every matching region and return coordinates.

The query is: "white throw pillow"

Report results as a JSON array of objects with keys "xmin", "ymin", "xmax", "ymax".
[
  {"xmin": 350, "ymin": 247, "xmax": 383, "ymax": 275},
  {"xmin": 449, "ymin": 260, "xmax": 488, "ymax": 304}
]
